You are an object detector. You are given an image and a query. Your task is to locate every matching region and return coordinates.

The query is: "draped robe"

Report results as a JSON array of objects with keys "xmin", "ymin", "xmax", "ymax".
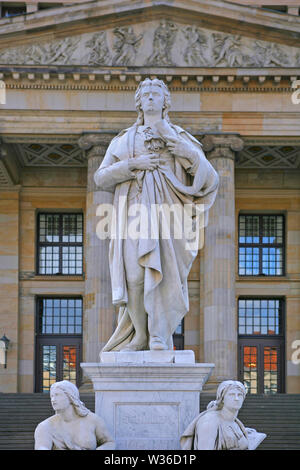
[{"xmin": 94, "ymin": 120, "xmax": 219, "ymax": 351}]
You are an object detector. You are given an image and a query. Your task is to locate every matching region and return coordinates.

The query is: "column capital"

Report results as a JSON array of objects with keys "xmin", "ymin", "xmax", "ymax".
[
  {"xmin": 78, "ymin": 132, "xmax": 116, "ymax": 159},
  {"xmin": 201, "ymin": 134, "xmax": 244, "ymax": 161}
]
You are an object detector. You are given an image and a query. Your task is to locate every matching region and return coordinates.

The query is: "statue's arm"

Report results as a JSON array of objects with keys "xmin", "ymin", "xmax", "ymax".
[
  {"xmin": 94, "ymin": 146, "xmax": 136, "ymax": 192},
  {"xmin": 94, "ymin": 415, "xmax": 116, "ymax": 450},
  {"xmin": 34, "ymin": 421, "xmax": 53, "ymax": 450},
  {"xmin": 194, "ymin": 416, "xmax": 218, "ymax": 450},
  {"xmin": 154, "ymin": 120, "xmax": 207, "ymax": 176}
]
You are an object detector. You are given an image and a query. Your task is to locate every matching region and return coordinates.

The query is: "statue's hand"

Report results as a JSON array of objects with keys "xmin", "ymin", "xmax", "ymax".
[
  {"xmin": 166, "ymin": 137, "xmax": 192, "ymax": 158},
  {"xmin": 129, "ymin": 153, "xmax": 160, "ymax": 171}
]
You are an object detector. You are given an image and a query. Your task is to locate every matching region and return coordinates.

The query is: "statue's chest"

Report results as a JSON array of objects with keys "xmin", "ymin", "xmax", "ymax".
[{"xmin": 58, "ymin": 421, "xmax": 97, "ymax": 450}]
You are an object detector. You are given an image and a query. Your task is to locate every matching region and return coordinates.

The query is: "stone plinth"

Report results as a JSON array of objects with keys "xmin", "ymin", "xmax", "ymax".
[{"xmin": 81, "ymin": 353, "xmax": 214, "ymax": 450}]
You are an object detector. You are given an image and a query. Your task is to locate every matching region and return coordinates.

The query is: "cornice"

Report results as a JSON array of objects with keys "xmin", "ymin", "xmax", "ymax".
[
  {"xmin": 0, "ymin": 0, "xmax": 299, "ymax": 47},
  {"xmin": 0, "ymin": 67, "xmax": 298, "ymax": 92}
]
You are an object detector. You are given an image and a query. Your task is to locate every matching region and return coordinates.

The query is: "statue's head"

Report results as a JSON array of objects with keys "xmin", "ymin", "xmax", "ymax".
[
  {"xmin": 50, "ymin": 380, "xmax": 89, "ymax": 417},
  {"xmin": 135, "ymin": 78, "xmax": 171, "ymax": 125},
  {"xmin": 207, "ymin": 380, "xmax": 247, "ymax": 412}
]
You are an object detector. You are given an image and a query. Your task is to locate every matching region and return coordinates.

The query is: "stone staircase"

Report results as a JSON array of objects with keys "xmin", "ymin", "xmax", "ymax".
[{"xmin": 0, "ymin": 393, "xmax": 299, "ymax": 450}]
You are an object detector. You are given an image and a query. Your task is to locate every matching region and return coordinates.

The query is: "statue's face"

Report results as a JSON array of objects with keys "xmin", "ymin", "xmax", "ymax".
[
  {"xmin": 140, "ymin": 84, "xmax": 165, "ymax": 116},
  {"xmin": 50, "ymin": 387, "xmax": 70, "ymax": 412},
  {"xmin": 223, "ymin": 387, "xmax": 244, "ymax": 411}
]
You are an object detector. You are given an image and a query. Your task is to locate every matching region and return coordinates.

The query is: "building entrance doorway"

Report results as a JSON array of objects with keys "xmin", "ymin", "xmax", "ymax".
[
  {"xmin": 35, "ymin": 297, "xmax": 83, "ymax": 393},
  {"xmin": 237, "ymin": 298, "xmax": 285, "ymax": 394}
]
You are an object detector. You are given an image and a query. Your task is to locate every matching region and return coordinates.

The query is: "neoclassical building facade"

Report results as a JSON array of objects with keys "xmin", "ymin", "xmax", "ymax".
[{"xmin": 0, "ymin": 0, "xmax": 299, "ymax": 394}]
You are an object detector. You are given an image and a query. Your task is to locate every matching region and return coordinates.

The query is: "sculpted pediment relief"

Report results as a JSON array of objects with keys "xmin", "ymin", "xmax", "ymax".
[{"xmin": 0, "ymin": 19, "xmax": 298, "ymax": 67}]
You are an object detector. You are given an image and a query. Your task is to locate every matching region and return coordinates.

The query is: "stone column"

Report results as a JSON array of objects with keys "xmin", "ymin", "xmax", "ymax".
[
  {"xmin": 78, "ymin": 133, "xmax": 116, "ymax": 365},
  {"xmin": 201, "ymin": 134, "xmax": 244, "ymax": 386}
]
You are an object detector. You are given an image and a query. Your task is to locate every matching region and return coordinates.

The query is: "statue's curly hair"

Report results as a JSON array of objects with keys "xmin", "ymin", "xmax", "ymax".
[
  {"xmin": 50, "ymin": 380, "xmax": 90, "ymax": 417},
  {"xmin": 134, "ymin": 78, "xmax": 171, "ymax": 125}
]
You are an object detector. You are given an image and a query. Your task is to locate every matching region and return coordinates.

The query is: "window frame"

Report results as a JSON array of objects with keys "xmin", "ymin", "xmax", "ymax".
[
  {"xmin": 36, "ymin": 211, "xmax": 84, "ymax": 276},
  {"xmin": 238, "ymin": 213, "xmax": 285, "ymax": 277}
]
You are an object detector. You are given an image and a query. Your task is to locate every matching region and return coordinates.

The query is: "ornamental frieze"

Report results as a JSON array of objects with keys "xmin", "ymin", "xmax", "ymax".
[{"xmin": 0, "ymin": 20, "xmax": 297, "ymax": 67}]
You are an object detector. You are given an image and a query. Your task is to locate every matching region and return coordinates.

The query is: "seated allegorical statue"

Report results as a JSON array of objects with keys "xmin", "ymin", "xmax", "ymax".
[
  {"xmin": 180, "ymin": 380, "xmax": 266, "ymax": 450},
  {"xmin": 34, "ymin": 380, "xmax": 115, "ymax": 450}
]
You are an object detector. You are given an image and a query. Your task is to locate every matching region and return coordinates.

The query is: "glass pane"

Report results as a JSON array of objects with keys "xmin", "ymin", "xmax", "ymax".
[
  {"xmin": 239, "ymin": 247, "xmax": 259, "ymax": 275},
  {"xmin": 63, "ymin": 346, "xmax": 77, "ymax": 385},
  {"xmin": 62, "ymin": 246, "xmax": 83, "ymax": 275},
  {"xmin": 39, "ymin": 214, "xmax": 60, "ymax": 243},
  {"xmin": 243, "ymin": 346, "xmax": 257, "ymax": 394},
  {"xmin": 42, "ymin": 345, "xmax": 56, "ymax": 393},
  {"xmin": 262, "ymin": 215, "xmax": 283, "ymax": 245},
  {"xmin": 262, "ymin": 247, "xmax": 283, "ymax": 276},
  {"xmin": 62, "ymin": 214, "xmax": 83, "ymax": 243},
  {"xmin": 39, "ymin": 298, "xmax": 83, "ymax": 335},
  {"xmin": 264, "ymin": 347, "xmax": 278, "ymax": 394},
  {"xmin": 238, "ymin": 299, "xmax": 281, "ymax": 336},
  {"xmin": 239, "ymin": 215, "xmax": 259, "ymax": 244}
]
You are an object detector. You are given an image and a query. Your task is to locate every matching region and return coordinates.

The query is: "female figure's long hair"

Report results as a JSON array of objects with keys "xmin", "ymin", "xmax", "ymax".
[{"xmin": 50, "ymin": 380, "xmax": 90, "ymax": 417}]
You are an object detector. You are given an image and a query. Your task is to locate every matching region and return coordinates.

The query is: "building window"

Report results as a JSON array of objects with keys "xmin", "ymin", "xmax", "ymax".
[
  {"xmin": 261, "ymin": 5, "xmax": 288, "ymax": 14},
  {"xmin": 238, "ymin": 214, "xmax": 284, "ymax": 276},
  {"xmin": 1, "ymin": 3, "xmax": 27, "ymax": 17},
  {"xmin": 37, "ymin": 212, "xmax": 83, "ymax": 275}
]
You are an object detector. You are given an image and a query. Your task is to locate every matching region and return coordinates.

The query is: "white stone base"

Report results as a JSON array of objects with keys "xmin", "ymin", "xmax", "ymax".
[{"xmin": 81, "ymin": 352, "xmax": 214, "ymax": 450}]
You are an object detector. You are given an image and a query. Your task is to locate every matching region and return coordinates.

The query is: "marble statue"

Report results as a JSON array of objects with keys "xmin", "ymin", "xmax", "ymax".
[
  {"xmin": 34, "ymin": 380, "xmax": 115, "ymax": 450},
  {"xmin": 94, "ymin": 77, "xmax": 219, "ymax": 352},
  {"xmin": 180, "ymin": 380, "xmax": 267, "ymax": 450}
]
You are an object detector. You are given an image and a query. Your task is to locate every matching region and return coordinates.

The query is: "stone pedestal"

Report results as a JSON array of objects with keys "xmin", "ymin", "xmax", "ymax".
[{"xmin": 81, "ymin": 352, "xmax": 214, "ymax": 450}]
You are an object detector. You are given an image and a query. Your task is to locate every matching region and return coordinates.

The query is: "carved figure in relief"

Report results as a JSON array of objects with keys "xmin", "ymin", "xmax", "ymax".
[
  {"xmin": 249, "ymin": 41, "xmax": 291, "ymax": 67},
  {"xmin": 182, "ymin": 26, "xmax": 207, "ymax": 66},
  {"xmin": 213, "ymin": 34, "xmax": 244, "ymax": 67},
  {"xmin": 34, "ymin": 380, "xmax": 115, "ymax": 450},
  {"xmin": 146, "ymin": 20, "xmax": 178, "ymax": 65},
  {"xmin": 112, "ymin": 26, "xmax": 143, "ymax": 66},
  {"xmin": 27, "ymin": 37, "xmax": 80, "ymax": 65},
  {"xmin": 86, "ymin": 32, "xmax": 111, "ymax": 65},
  {"xmin": 180, "ymin": 380, "xmax": 267, "ymax": 450},
  {"xmin": 94, "ymin": 78, "xmax": 218, "ymax": 352}
]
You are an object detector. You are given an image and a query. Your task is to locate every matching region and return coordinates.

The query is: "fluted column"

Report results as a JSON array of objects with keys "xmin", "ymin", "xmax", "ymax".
[
  {"xmin": 78, "ymin": 133, "xmax": 116, "ymax": 364},
  {"xmin": 201, "ymin": 134, "xmax": 244, "ymax": 385}
]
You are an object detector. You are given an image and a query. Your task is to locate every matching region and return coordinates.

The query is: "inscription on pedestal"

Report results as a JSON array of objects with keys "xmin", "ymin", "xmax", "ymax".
[{"xmin": 115, "ymin": 403, "xmax": 179, "ymax": 450}]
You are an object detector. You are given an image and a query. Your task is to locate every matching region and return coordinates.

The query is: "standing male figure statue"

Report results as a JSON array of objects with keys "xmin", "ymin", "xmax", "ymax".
[{"xmin": 94, "ymin": 78, "xmax": 219, "ymax": 352}]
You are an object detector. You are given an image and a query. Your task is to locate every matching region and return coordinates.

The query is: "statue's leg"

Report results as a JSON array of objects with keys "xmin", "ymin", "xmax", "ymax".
[{"xmin": 122, "ymin": 237, "xmax": 148, "ymax": 351}]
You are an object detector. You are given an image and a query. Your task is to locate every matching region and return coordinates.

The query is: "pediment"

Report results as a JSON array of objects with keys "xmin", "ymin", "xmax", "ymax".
[{"xmin": 0, "ymin": 16, "xmax": 299, "ymax": 68}]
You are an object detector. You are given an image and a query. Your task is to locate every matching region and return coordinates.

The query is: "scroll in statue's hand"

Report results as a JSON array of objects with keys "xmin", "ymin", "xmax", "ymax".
[{"xmin": 129, "ymin": 153, "xmax": 160, "ymax": 171}]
